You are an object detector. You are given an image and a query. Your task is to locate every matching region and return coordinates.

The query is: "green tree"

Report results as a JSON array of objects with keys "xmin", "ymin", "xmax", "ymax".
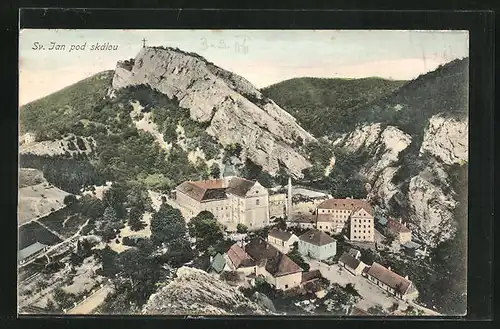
[
  {"xmin": 103, "ymin": 206, "xmax": 119, "ymax": 223},
  {"xmin": 150, "ymin": 203, "xmax": 187, "ymax": 246},
  {"xmin": 63, "ymin": 194, "xmax": 78, "ymax": 206},
  {"xmin": 96, "ymin": 245, "xmax": 119, "ymax": 277},
  {"xmin": 236, "ymin": 223, "xmax": 248, "ymax": 234},
  {"xmin": 128, "ymin": 206, "xmax": 146, "ymax": 231},
  {"xmin": 367, "ymin": 304, "xmax": 386, "ymax": 315},
  {"xmin": 187, "ymin": 211, "xmax": 224, "ymax": 252},
  {"xmin": 210, "ymin": 163, "xmax": 221, "ymax": 179},
  {"xmin": 286, "ymin": 248, "xmax": 310, "ymax": 271}
]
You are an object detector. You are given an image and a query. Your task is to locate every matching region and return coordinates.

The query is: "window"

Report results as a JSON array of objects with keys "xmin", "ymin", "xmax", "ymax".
[
  {"xmin": 363, "ymin": 230, "xmax": 366, "ymax": 233},
  {"xmin": 256, "ymin": 199, "xmax": 260, "ymax": 205},
  {"xmin": 320, "ymin": 226, "xmax": 322, "ymax": 229},
  {"xmin": 285, "ymin": 284, "xmax": 289, "ymax": 289}
]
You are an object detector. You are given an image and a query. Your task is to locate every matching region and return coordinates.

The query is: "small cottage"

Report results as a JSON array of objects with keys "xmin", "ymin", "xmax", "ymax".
[
  {"xmin": 298, "ymin": 229, "xmax": 337, "ymax": 260},
  {"xmin": 267, "ymin": 228, "xmax": 299, "ymax": 254}
]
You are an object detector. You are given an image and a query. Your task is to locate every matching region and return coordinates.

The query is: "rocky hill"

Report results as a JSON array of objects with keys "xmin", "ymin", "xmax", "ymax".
[
  {"xmin": 142, "ymin": 266, "xmax": 272, "ymax": 315},
  {"xmin": 111, "ymin": 46, "xmax": 315, "ymax": 177},
  {"xmin": 331, "ymin": 58, "xmax": 469, "ymax": 246}
]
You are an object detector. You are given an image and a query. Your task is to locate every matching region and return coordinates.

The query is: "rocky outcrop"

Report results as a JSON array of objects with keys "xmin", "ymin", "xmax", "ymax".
[
  {"xmin": 19, "ymin": 135, "xmax": 95, "ymax": 157},
  {"xmin": 334, "ymin": 118, "xmax": 466, "ymax": 246},
  {"xmin": 419, "ymin": 115, "xmax": 468, "ymax": 165},
  {"xmin": 111, "ymin": 47, "xmax": 315, "ymax": 177},
  {"xmin": 142, "ymin": 267, "xmax": 272, "ymax": 315},
  {"xmin": 334, "ymin": 123, "xmax": 412, "ymax": 183},
  {"xmin": 405, "ymin": 159, "xmax": 458, "ymax": 245}
]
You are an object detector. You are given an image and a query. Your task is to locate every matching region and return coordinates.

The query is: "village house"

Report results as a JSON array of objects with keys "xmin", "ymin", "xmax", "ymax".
[
  {"xmin": 386, "ymin": 218, "xmax": 412, "ymax": 244},
  {"xmin": 363, "ymin": 262, "xmax": 419, "ymax": 301},
  {"xmin": 298, "ymin": 229, "xmax": 337, "ymax": 260},
  {"xmin": 173, "ymin": 176, "xmax": 270, "ymax": 232},
  {"xmin": 338, "ymin": 251, "xmax": 367, "ymax": 276},
  {"xmin": 18, "ymin": 241, "xmax": 48, "ymax": 265},
  {"xmin": 225, "ymin": 239, "xmax": 304, "ymax": 291},
  {"xmin": 315, "ymin": 198, "xmax": 375, "ymax": 242},
  {"xmin": 286, "ymin": 214, "xmax": 317, "ymax": 230},
  {"xmin": 267, "ymin": 228, "xmax": 299, "ymax": 254}
]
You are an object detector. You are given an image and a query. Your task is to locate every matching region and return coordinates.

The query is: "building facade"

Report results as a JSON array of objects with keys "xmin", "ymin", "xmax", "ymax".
[
  {"xmin": 386, "ymin": 218, "xmax": 412, "ymax": 243},
  {"xmin": 173, "ymin": 177, "xmax": 270, "ymax": 232},
  {"xmin": 226, "ymin": 239, "xmax": 303, "ymax": 291},
  {"xmin": 363, "ymin": 262, "xmax": 419, "ymax": 301},
  {"xmin": 315, "ymin": 198, "xmax": 375, "ymax": 242},
  {"xmin": 298, "ymin": 229, "xmax": 337, "ymax": 260},
  {"xmin": 267, "ymin": 228, "xmax": 299, "ymax": 254},
  {"xmin": 268, "ymin": 193, "xmax": 287, "ymax": 219}
]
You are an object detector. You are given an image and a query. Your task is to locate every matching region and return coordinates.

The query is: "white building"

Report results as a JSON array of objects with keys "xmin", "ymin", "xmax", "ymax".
[
  {"xmin": 316, "ymin": 198, "xmax": 375, "ymax": 242},
  {"xmin": 173, "ymin": 177, "xmax": 270, "ymax": 232},
  {"xmin": 267, "ymin": 228, "xmax": 299, "ymax": 254},
  {"xmin": 298, "ymin": 229, "xmax": 337, "ymax": 261}
]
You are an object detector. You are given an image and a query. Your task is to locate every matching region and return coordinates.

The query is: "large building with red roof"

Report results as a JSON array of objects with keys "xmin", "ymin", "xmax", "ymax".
[
  {"xmin": 173, "ymin": 176, "xmax": 270, "ymax": 232},
  {"xmin": 315, "ymin": 198, "xmax": 375, "ymax": 242}
]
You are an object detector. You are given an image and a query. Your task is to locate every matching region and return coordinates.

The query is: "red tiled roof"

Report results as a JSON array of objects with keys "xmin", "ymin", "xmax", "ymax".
[
  {"xmin": 317, "ymin": 198, "xmax": 374, "ymax": 216},
  {"xmin": 366, "ymin": 262, "xmax": 412, "ymax": 294},
  {"xmin": 387, "ymin": 218, "xmax": 411, "ymax": 234},
  {"xmin": 227, "ymin": 243, "xmax": 254, "ymax": 268},
  {"xmin": 176, "ymin": 177, "xmax": 257, "ymax": 202}
]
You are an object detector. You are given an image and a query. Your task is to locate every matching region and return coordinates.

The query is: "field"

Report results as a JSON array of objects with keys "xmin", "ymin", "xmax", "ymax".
[
  {"xmin": 18, "ymin": 183, "xmax": 70, "ymax": 225},
  {"xmin": 19, "ymin": 221, "xmax": 62, "ymax": 250}
]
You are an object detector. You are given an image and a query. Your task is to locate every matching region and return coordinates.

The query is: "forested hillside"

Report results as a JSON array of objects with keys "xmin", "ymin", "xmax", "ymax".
[{"xmin": 262, "ymin": 77, "xmax": 406, "ymax": 137}]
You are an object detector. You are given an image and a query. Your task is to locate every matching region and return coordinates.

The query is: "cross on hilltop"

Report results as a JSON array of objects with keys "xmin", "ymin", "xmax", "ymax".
[{"xmin": 142, "ymin": 38, "xmax": 147, "ymax": 48}]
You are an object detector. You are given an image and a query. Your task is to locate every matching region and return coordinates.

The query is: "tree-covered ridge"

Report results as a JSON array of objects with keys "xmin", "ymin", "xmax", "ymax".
[
  {"xmin": 20, "ymin": 71, "xmax": 115, "ymax": 139},
  {"xmin": 262, "ymin": 77, "xmax": 406, "ymax": 137},
  {"xmin": 350, "ymin": 58, "xmax": 469, "ymax": 140}
]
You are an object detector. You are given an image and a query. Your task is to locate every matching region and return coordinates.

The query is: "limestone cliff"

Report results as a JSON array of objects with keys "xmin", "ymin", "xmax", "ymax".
[
  {"xmin": 335, "ymin": 116, "xmax": 466, "ymax": 246},
  {"xmin": 142, "ymin": 266, "xmax": 271, "ymax": 315},
  {"xmin": 111, "ymin": 47, "xmax": 315, "ymax": 177}
]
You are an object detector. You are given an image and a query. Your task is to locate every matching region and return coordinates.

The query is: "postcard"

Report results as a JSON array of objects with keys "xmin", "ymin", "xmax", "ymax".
[{"xmin": 18, "ymin": 29, "xmax": 468, "ymax": 316}]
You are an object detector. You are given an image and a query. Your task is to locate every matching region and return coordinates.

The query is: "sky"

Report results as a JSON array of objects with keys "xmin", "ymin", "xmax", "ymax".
[{"xmin": 19, "ymin": 29, "xmax": 469, "ymax": 106}]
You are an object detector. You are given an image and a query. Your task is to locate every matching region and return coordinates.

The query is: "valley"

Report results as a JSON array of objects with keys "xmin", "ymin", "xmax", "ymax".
[{"xmin": 18, "ymin": 45, "xmax": 468, "ymax": 316}]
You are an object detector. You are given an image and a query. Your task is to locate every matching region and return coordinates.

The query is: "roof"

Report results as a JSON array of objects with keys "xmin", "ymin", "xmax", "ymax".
[
  {"xmin": 339, "ymin": 252, "xmax": 361, "ymax": 270},
  {"xmin": 244, "ymin": 238, "xmax": 302, "ymax": 276},
  {"xmin": 402, "ymin": 241, "xmax": 421, "ymax": 249},
  {"xmin": 366, "ymin": 262, "xmax": 412, "ymax": 294},
  {"xmin": 350, "ymin": 306, "xmax": 370, "ymax": 316},
  {"xmin": 227, "ymin": 243, "xmax": 255, "ymax": 268},
  {"xmin": 299, "ymin": 229, "xmax": 336, "ymax": 246},
  {"xmin": 317, "ymin": 198, "xmax": 374, "ymax": 216},
  {"xmin": 301, "ymin": 269, "xmax": 322, "ymax": 283},
  {"xmin": 268, "ymin": 228, "xmax": 293, "ymax": 241},
  {"xmin": 210, "ymin": 253, "xmax": 226, "ymax": 273},
  {"xmin": 176, "ymin": 177, "xmax": 257, "ymax": 201},
  {"xmin": 386, "ymin": 218, "xmax": 411, "ymax": 234},
  {"xmin": 18, "ymin": 242, "xmax": 47, "ymax": 261},
  {"xmin": 226, "ymin": 177, "xmax": 256, "ymax": 197},
  {"xmin": 176, "ymin": 180, "xmax": 228, "ymax": 202}
]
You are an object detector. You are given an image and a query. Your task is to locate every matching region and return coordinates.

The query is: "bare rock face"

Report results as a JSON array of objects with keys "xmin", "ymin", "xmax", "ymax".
[
  {"xmin": 142, "ymin": 266, "xmax": 272, "ymax": 315},
  {"xmin": 334, "ymin": 123, "xmax": 412, "ymax": 183},
  {"xmin": 406, "ymin": 160, "xmax": 458, "ymax": 245},
  {"xmin": 19, "ymin": 135, "xmax": 95, "ymax": 157},
  {"xmin": 419, "ymin": 115, "xmax": 468, "ymax": 165},
  {"xmin": 112, "ymin": 47, "xmax": 315, "ymax": 177}
]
